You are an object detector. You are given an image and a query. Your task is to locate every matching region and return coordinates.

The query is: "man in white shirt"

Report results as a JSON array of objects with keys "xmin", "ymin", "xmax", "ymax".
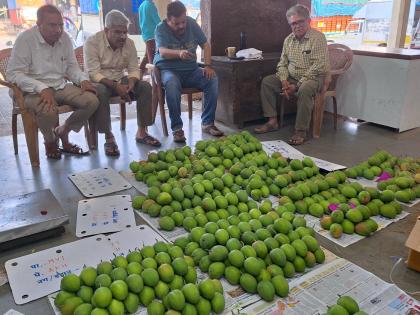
[
  {"xmin": 6, "ymin": 5, "xmax": 98, "ymax": 159},
  {"xmin": 84, "ymin": 10, "xmax": 160, "ymax": 154}
]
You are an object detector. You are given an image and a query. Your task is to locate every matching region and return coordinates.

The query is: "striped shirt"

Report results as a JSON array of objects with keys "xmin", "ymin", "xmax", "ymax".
[{"xmin": 276, "ymin": 28, "xmax": 328, "ymax": 86}]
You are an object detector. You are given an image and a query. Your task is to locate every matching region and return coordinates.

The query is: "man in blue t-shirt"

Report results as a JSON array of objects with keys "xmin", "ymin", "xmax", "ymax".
[
  {"xmin": 139, "ymin": 0, "xmax": 161, "ymax": 77},
  {"xmin": 154, "ymin": 1, "xmax": 223, "ymax": 142}
]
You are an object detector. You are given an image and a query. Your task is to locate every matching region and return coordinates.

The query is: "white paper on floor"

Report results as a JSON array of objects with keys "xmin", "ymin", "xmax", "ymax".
[
  {"xmin": 6, "ymin": 225, "xmax": 164, "ymax": 305},
  {"xmin": 5, "ymin": 234, "xmax": 110, "ymax": 304},
  {"xmin": 69, "ymin": 167, "xmax": 132, "ymax": 198},
  {"xmin": 261, "ymin": 140, "xmax": 346, "ymax": 171},
  {"xmin": 76, "ymin": 195, "xmax": 136, "ymax": 237},
  {"xmin": 105, "ymin": 225, "xmax": 166, "ymax": 257},
  {"xmin": 262, "ymin": 140, "xmax": 304, "ymax": 160},
  {"xmin": 305, "ymin": 211, "xmax": 410, "ymax": 247},
  {"xmin": 120, "ymin": 170, "xmax": 149, "ymax": 195}
]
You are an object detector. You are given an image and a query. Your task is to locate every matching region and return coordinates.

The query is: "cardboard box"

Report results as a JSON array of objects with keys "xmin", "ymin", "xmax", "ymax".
[{"xmin": 406, "ymin": 216, "xmax": 420, "ymax": 272}]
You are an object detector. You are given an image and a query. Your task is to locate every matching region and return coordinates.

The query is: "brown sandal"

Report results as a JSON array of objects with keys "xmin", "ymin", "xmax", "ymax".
[
  {"xmin": 173, "ymin": 129, "xmax": 186, "ymax": 143},
  {"xmin": 202, "ymin": 124, "xmax": 224, "ymax": 137},
  {"xmin": 288, "ymin": 132, "xmax": 306, "ymax": 146},
  {"xmin": 136, "ymin": 134, "xmax": 161, "ymax": 147},
  {"xmin": 254, "ymin": 123, "xmax": 279, "ymax": 134},
  {"xmin": 104, "ymin": 141, "xmax": 120, "ymax": 156},
  {"xmin": 60, "ymin": 143, "xmax": 89, "ymax": 155},
  {"xmin": 44, "ymin": 141, "xmax": 61, "ymax": 159}
]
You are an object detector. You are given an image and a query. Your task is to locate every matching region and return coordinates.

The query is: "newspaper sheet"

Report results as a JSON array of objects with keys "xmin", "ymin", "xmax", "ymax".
[
  {"xmin": 134, "ymin": 210, "xmax": 189, "ymax": 242},
  {"xmin": 349, "ymin": 178, "xmax": 420, "ymax": 207},
  {"xmin": 304, "ymin": 211, "xmax": 411, "ymax": 247},
  {"xmin": 261, "ymin": 140, "xmax": 346, "ymax": 171},
  {"xmin": 210, "ymin": 247, "xmax": 338, "ymax": 314},
  {"xmin": 48, "ymin": 291, "xmax": 146, "ymax": 315},
  {"xmin": 227, "ymin": 258, "xmax": 420, "ymax": 315},
  {"xmin": 49, "ymin": 256, "xmax": 419, "ymax": 315}
]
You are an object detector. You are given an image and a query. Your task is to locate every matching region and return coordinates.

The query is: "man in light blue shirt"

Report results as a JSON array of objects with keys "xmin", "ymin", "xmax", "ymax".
[
  {"xmin": 154, "ymin": 1, "xmax": 223, "ymax": 142},
  {"xmin": 139, "ymin": 0, "xmax": 161, "ymax": 76}
]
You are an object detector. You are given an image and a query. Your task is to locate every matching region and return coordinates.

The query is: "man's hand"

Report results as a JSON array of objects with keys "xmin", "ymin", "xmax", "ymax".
[
  {"xmin": 203, "ymin": 66, "xmax": 216, "ymax": 80},
  {"xmin": 38, "ymin": 88, "xmax": 56, "ymax": 113},
  {"xmin": 127, "ymin": 78, "xmax": 138, "ymax": 93},
  {"xmin": 115, "ymin": 83, "xmax": 130, "ymax": 101},
  {"xmin": 286, "ymin": 84, "xmax": 297, "ymax": 95},
  {"xmin": 281, "ymin": 80, "xmax": 290, "ymax": 99},
  {"xmin": 281, "ymin": 81, "xmax": 298, "ymax": 99},
  {"xmin": 81, "ymin": 80, "xmax": 96, "ymax": 94},
  {"xmin": 179, "ymin": 50, "xmax": 195, "ymax": 60}
]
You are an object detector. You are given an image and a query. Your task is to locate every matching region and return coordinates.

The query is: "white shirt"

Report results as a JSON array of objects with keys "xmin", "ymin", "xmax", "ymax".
[{"xmin": 6, "ymin": 26, "xmax": 88, "ymax": 93}]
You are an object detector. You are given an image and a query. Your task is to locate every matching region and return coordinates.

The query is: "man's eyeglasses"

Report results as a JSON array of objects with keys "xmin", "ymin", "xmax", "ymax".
[{"xmin": 289, "ymin": 19, "xmax": 307, "ymax": 27}]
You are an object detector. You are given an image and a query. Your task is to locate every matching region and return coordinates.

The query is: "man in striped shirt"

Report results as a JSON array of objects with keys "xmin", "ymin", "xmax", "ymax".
[{"xmin": 255, "ymin": 4, "xmax": 328, "ymax": 145}]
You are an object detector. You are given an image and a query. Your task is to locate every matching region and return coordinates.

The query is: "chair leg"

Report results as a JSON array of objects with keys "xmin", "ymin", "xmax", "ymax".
[
  {"xmin": 22, "ymin": 113, "xmax": 40, "ymax": 167},
  {"xmin": 120, "ymin": 102, "xmax": 126, "ymax": 131},
  {"xmin": 188, "ymin": 93, "xmax": 193, "ymax": 120},
  {"xmin": 332, "ymin": 96, "xmax": 338, "ymax": 130},
  {"xmin": 279, "ymin": 96, "xmax": 285, "ymax": 128},
  {"xmin": 312, "ymin": 92, "xmax": 326, "ymax": 139},
  {"xmin": 85, "ymin": 121, "xmax": 97, "ymax": 150},
  {"xmin": 158, "ymin": 89, "xmax": 169, "ymax": 137},
  {"xmin": 152, "ymin": 85, "xmax": 159, "ymax": 123},
  {"xmin": 12, "ymin": 113, "xmax": 18, "ymax": 155}
]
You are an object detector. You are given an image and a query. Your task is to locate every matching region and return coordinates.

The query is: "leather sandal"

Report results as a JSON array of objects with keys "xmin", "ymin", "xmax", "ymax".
[
  {"xmin": 288, "ymin": 131, "xmax": 307, "ymax": 146},
  {"xmin": 202, "ymin": 124, "xmax": 224, "ymax": 137},
  {"xmin": 104, "ymin": 141, "xmax": 120, "ymax": 156},
  {"xmin": 173, "ymin": 129, "xmax": 186, "ymax": 143},
  {"xmin": 44, "ymin": 141, "xmax": 61, "ymax": 159},
  {"xmin": 60, "ymin": 143, "xmax": 89, "ymax": 155},
  {"xmin": 136, "ymin": 135, "xmax": 161, "ymax": 147},
  {"xmin": 254, "ymin": 123, "xmax": 279, "ymax": 134}
]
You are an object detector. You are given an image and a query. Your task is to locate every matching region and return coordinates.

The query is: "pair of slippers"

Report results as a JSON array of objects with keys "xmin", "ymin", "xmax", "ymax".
[
  {"xmin": 45, "ymin": 128, "xmax": 88, "ymax": 159},
  {"xmin": 254, "ymin": 123, "xmax": 306, "ymax": 145}
]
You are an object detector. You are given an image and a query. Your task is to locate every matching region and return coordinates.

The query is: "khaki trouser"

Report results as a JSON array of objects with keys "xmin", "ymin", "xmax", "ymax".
[
  {"xmin": 139, "ymin": 39, "xmax": 156, "ymax": 72},
  {"xmin": 260, "ymin": 74, "xmax": 324, "ymax": 131},
  {"xmin": 93, "ymin": 78, "xmax": 153, "ymax": 133},
  {"xmin": 24, "ymin": 84, "xmax": 99, "ymax": 142}
]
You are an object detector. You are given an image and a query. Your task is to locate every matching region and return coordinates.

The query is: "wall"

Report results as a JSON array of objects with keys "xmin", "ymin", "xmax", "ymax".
[
  {"xmin": 201, "ymin": 0, "xmax": 298, "ymax": 56},
  {"xmin": 102, "ymin": 0, "xmax": 140, "ymax": 34},
  {"xmin": 155, "ymin": 0, "xmax": 171, "ymax": 20}
]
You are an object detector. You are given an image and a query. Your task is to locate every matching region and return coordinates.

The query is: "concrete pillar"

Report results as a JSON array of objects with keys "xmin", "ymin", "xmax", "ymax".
[
  {"xmin": 387, "ymin": 0, "xmax": 411, "ymax": 48},
  {"xmin": 155, "ymin": 0, "xmax": 171, "ymax": 20}
]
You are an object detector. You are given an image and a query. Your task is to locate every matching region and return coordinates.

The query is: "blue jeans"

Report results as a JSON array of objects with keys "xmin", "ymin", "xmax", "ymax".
[{"xmin": 161, "ymin": 67, "xmax": 219, "ymax": 132}]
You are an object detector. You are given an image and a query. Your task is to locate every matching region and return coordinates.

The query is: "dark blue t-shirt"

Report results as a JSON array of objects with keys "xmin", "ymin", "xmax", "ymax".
[{"xmin": 154, "ymin": 16, "xmax": 207, "ymax": 71}]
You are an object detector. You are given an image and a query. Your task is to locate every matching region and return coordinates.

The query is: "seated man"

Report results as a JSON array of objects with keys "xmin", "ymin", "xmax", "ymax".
[
  {"xmin": 154, "ymin": 1, "xmax": 223, "ymax": 142},
  {"xmin": 6, "ymin": 4, "xmax": 98, "ymax": 159},
  {"xmin": 84, "ymin": 10, "xmax": 160, "ymax": 153},
  {"xmin": 255, "ymin": 4, "xmax": 328, "ymax": 145}
]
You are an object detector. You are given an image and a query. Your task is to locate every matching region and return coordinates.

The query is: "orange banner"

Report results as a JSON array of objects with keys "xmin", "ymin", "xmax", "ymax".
[{"xmin": 16, "ymin": 0, "xmax": 45, "ymax": 7}]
